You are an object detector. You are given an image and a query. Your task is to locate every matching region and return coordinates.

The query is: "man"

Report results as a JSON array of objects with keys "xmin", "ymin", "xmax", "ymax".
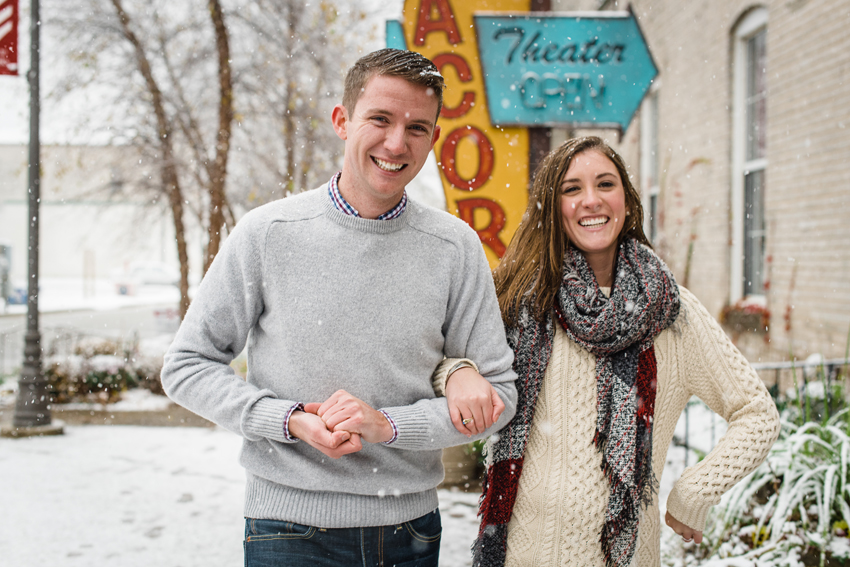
[{"xmin": 161, "ymin": 49, "xmax": 516, "ymax": 566}]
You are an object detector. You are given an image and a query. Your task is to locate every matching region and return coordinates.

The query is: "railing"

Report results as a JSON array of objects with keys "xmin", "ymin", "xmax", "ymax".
[{"xmin": 752, "ymin": 358, "xmax": 850, "ymax": 416}]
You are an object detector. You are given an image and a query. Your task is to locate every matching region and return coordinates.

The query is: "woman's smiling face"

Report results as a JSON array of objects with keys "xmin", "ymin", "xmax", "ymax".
[{"xmin": 559, "ymin": 149, "xmax": 627, "ymax": 267}]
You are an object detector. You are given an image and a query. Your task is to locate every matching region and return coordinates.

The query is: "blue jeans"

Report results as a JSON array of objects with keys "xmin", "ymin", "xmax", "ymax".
[{"xmin": 244, "ymin": 509, "xmax": 441, "ymax": 567}]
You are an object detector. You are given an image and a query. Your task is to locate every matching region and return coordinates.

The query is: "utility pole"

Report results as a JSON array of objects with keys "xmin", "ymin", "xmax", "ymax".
[
  {"xmin": 528, "ymin": 0, "xmax": 552, "ymax": 182},
  {"xmin": 2, "ymin": 0, "xmax": 63, "ymax": 438}
]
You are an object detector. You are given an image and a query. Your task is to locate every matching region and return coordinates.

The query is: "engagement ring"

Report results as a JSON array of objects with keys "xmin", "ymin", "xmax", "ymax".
[{"xmin": 462, "ymin": 418, "xmax": 473, "ymax": 425}]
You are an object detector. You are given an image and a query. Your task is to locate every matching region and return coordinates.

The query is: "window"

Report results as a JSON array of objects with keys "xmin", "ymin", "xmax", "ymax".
[
  {"xmin": 731, "ymin": 9, "xmax": 768, "ymax": 301},
  {"xmin": 640, "ymin": 89, "xmax": 660, "ymax": 244}
]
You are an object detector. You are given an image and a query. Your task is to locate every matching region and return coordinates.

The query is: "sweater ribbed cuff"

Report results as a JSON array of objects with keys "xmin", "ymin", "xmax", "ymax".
[
  {"xmin": 379, "ymin": 405, "xmax": 436, "ymax": 450},
  {"xmin": 283, "ymin": 403, "xmax": 305, "ymax": 441},
  {"xmin": 379, "ymin": 410, "xmax": 399, "ymax": 445},
  {"xmin": 243, "ymin": 396, "xmax": 298, "ymax": 444},
  {"xmin": 665, "ymin": 483, "xmax": 712, "ymax": 532}
]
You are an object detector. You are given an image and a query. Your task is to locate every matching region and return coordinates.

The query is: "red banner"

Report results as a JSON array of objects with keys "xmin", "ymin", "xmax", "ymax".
[{"xmin": 0, "ymin": 0, "xmax": 18, "ymax": 76}]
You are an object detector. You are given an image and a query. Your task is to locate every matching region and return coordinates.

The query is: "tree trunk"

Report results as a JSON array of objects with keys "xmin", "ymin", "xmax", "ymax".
[
  {"xmin": 282, "ymin": 2, "xmax": 300, "ymax": 194},
  {"xmin": 111, "ymin": 0, "xmax": 190, "ymax": 318},
  {"xmin": 204, "ymin": 0, "xmax": 233, "ymax": 275},
  {"xmin": 166, "ymin": 171, "xmax": 191, "ymax": 319},
  {"xmin": 299, "ymin": 78, "xmax": 322, "ymax": 193},
  {"xmin": 283, "ymin": 88, "xmax": 296, "ymax": 194}
]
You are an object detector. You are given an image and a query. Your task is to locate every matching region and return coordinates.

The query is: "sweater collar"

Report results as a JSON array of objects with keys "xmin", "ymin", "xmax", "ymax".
[
  {"xmin": 328, "ymin": 172, "xmax": 409, "ymax": 221},
  {"xmin": 322, "ymin": 183, "xmax": 410, "ymax": 235}
]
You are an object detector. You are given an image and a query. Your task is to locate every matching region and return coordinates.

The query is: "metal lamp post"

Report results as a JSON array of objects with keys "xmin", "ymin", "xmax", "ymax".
[
  {"xmin": 528, "ymin": 0, "xmax": 553, "ymax": 181},
  {"xmin": 2, "ymin": 0, "xmax": 63, "ymax": 437}
]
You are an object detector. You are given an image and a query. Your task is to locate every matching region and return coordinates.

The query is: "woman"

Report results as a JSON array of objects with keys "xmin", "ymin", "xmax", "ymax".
[{"xmin": 436, "ymin": 137, "xmax": 780, "ymax": 567}]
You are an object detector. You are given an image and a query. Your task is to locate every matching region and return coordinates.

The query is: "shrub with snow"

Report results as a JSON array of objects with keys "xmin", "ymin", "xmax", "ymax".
[
  {"xmin": 45, "ymin": 336, "xmax": 166, "ymax": 404},
  {"xmin": 667, "ymin": 405, "xmax": 850, "ymax": 567}
]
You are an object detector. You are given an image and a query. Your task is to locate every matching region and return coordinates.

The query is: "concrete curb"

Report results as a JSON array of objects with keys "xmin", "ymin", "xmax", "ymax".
[{"xmin": 0, "ymin": 403, "xmax": 214, "ymax": 428}]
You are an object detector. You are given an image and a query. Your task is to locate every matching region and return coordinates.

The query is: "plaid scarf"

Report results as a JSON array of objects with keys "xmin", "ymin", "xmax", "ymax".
[{"xmin": 473, "ymin": 239, "xmax": 680, "ymax": 567}]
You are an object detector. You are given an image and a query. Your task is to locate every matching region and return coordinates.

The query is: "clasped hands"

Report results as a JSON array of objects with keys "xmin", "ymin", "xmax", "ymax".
[
  {"xmin": 289, "ymin": 390, "xmax": 392, "ymax": 459},
  {"xmin": 290, "ymin": 368, "xmax": 505, "ymax": 459}
]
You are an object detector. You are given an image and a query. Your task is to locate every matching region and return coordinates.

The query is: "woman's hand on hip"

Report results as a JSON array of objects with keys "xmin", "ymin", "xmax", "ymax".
[{"xmin": 665, "ymin": 511, "xmax": 703, "ymax": 544}]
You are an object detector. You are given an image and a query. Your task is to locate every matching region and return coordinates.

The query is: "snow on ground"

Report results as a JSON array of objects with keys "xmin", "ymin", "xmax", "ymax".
[{"xmin": 0, "ymin": 425, "xmax": 483, "ymax": 567}]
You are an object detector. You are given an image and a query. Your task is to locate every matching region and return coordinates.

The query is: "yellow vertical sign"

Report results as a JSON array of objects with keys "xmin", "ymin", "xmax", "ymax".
[{"xmin": 402, "ymin": 0, "xmax": 530, "ymax": 268}]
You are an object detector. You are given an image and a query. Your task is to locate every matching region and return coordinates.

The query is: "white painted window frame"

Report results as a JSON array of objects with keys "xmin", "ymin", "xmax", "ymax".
[
  {"xmin": 730, "ymin": 7, "xmax": 768, "ymax": 303},
  {"xmin": 640, "ymin": 84, "xmax": 661, "ymax": 244}
]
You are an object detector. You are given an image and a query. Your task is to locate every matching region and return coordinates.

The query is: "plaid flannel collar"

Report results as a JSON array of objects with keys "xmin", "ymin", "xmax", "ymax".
[{"xmin": 328, "ymin": 172, "xmax": 407, "ymax": 220}]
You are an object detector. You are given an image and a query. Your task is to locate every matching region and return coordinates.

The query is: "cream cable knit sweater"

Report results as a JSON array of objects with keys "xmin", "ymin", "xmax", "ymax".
[{"xmin": 436, "ymin": 287, "xmax": 780, "ymax": 567}]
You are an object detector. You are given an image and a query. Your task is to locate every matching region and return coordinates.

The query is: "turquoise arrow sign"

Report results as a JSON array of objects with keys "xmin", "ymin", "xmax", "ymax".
[
  {"xmin": 474, "ymin": 9, "xmax": 657, "ymax": 133},
  {"xmin": 386, "ymin": 20, "xmax": 406, "ymax": 51}
]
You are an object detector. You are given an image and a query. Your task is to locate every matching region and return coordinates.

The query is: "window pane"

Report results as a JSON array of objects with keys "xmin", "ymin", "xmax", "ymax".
[
  {"xmin": 746, "ymin": 29, "xmax": 767, "ymax": 161},
  {"xmin": 743, "ymin": 169, "xmax": 766, "ymax": 295}
]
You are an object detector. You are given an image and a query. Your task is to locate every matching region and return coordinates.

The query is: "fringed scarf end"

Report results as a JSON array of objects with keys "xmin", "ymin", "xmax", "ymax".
[{"xmin": 472, "ymin": 523, "xmax": 508, "ymax": 567}]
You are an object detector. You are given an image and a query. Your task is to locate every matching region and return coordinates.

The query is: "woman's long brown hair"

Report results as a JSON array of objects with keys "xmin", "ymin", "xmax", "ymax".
[{"xmin": 494, "ymin": 136, "xmax": 652, "ymax": 325}]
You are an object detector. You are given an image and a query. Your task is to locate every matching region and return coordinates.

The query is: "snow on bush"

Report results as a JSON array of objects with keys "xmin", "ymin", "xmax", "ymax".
[
  {"xmin": 665, "ymin": 404, "xmax": 850, "ymax": 567},
  {"xmin": 45, "ymin": 335, "xmax": 167, "ymax": 404}
]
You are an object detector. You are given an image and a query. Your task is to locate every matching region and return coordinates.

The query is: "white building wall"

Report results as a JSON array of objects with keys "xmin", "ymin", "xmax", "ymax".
[{"xmin": 0, "ymin": 144, "xmax": 198, "ymax": 286}]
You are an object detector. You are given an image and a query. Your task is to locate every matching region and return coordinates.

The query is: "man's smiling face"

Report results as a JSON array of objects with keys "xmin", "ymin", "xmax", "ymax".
[{"xmin": 332, "ymin": 74, "xmax": 441, "ymax": 218}]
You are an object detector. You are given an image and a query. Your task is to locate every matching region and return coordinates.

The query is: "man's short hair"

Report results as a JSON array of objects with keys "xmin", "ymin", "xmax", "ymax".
[{"xmin": 343, "ymin": 48, "xmax": 445, "ymax": 121}]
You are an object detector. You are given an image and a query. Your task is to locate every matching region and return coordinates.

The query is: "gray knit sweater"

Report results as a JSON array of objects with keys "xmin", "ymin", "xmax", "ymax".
[{"xmin": 161, "ymin": 185, "xmax": 517, "ymax": 528}]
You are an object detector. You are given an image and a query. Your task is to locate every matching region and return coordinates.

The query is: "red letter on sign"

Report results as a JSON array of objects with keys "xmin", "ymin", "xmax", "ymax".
[
  {"xmin": 440, "ymin": 126, "xmax": 494, "ymax": 191},
  {"xmin": 457, "ymin": 198, "xmax": 507, "ymax": 257},
  {"xmin": 432, "ymin": 53, "xmax": 475, "ymax": 119},
  {"xmin": 414, "ymin": 0, "xmax": 461, "ymax": 46},
  {"xmin": 0, "ymin": 0, "xmax": 19, "ymax": 76}
]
